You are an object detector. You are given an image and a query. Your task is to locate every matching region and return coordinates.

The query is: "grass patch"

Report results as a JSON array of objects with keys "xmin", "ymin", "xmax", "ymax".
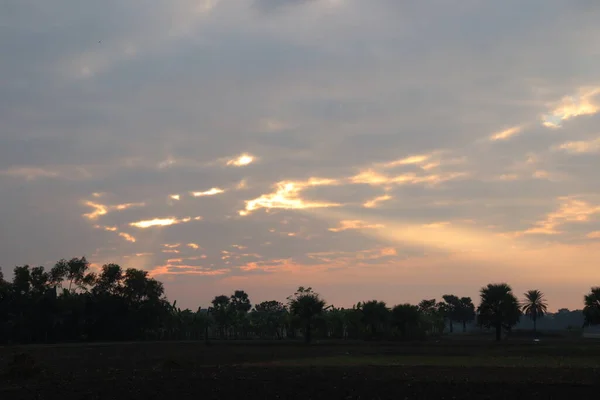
[{"xmin": 257, "ymin": 354, "xmax": 600, "ymax": 368}]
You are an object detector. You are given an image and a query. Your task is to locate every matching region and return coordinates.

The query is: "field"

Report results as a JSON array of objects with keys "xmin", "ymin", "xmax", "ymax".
[{"xmin": 2, "ymin": 338, "xmax": 600, "ymax": 399}]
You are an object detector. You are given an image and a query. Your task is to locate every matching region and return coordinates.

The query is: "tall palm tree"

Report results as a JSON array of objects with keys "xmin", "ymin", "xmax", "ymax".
[
  {"xmin": 521, "ymin": 290, "xmax": 548, "ymax": 334},
  {"xmin": 477, "ymin": 283, "xmax": 521, "ymax": 341}
]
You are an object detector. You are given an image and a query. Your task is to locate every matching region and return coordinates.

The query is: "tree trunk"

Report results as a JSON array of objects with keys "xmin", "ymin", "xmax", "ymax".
[
  {"xmin": 305, "ymin": 320, "xmax": 311, "ymax": 344},
  {"xmin": 462, "ymin": 320, "xmax": 467, "ymax": 333},
  {"xmin": 533, "ymin": 317, "xmax": 537, "ymax": 335},
  {"xmin": 495, "ymin": 324, "xmax": 502, "ymax": 341},
  {"xmin": 449, "ymin": 320, "xmax": 453, "ymax": 333}
]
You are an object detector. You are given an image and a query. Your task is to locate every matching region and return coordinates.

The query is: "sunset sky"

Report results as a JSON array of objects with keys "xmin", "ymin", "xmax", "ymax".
[{"xmin": 2, "ymin": 0, "xmax": 600, "ymax": 311}]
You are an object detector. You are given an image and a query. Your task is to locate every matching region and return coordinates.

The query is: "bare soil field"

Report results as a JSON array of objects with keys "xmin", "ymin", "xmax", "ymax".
[{"xmin": 1, "ymin": 339, "xmax": 599, "ymax": 399}]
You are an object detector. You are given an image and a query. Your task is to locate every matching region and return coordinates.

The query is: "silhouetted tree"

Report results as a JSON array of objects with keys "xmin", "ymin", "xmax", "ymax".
[
  {"xmin": 391, "ymin": 304, "xmax": 421, "ymax": 339},
  {"xmin": 287, "ymin": 287, "xmax": 326, "ymax": 343},
  {"xmin": 521, "ymin": 290, "xmax": 548, "ymax": 334},
  {"xmin": 442, "ymin": 295, "xmax": 460, "ymax": 333},
  {"xmin": 357, "ymin": 300, "xmax": 389, "ymax": 338},
  {"xmin": 583, "ymin": 287, "xmax": 600, "ymax": 326},
  {"xmin": 456, "ymin": 297, "xmax": 476, "ymax": 332},
  {"xmin": 477, "ymin": 283, "xmax": 521, "ymax": 341}
]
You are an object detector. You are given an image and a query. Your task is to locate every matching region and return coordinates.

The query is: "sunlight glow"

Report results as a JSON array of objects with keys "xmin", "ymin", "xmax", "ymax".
[
  {"xmin": 192, "ymin": 187, "xmax": 225, "ymax": 197},
  {"xmin": 227, "ymin": 153, "xmax": 255, "ymax": 167}
]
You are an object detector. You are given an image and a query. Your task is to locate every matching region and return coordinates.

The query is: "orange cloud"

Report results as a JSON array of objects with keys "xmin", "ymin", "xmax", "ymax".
[
  {"xmin": 187, "ymin": 243, "xmax": 200, "ymax": 249},
  {"xmin": 587, "ymin": 232, "xmax": 600, "ymax": 239}
]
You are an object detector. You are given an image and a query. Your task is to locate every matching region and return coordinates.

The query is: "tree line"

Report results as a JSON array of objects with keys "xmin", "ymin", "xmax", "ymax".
[{"xmin": 1, "ymin": 258, "xmax": 599, "ymax": 344}]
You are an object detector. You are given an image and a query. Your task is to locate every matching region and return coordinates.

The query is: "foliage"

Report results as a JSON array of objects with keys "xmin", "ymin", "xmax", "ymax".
[
  {"xmin": 0, "ymin": 259, "xmax": 594, "ymax": 344},
  {"xmin": 287, "ymin": 287, "xmax": 326, "ymax": 343},
  {"xmin": 477, "ymin": 283, "xmax": 521, "ymax": 341},
  {"xmin": 357, "ymin": 300, "xmax": 389, "ymax": 338},
  {"xmin": 583, "ymin": 287, "xmax": 600, "ymax": 326}
]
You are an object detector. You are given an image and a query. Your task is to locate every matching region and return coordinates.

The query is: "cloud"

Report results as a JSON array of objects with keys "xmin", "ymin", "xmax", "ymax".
[
  {"xmin": 489, "ymin": 126, "xmax": 523, "ymax": 141},
  {"xmin": 83, "ymin": 201, "xmax": 145, "ymax": 220},
  {"xmin": 541, "ymin": 87, "xmax": 600, "ymax": 128},
  {"xmin": 240, "ymin": 178, "xmax": 342, "ymax": 215},
  {"xmin": 328, "ymin": 220, "xmax": 385, "ymax": 232},
  {"xmin": 523, "ymin": 197, "xmax": 600, "ymax": 235},
  {"xmin": 191, "ymin": 188, "xmax": 225, "ymax": 197},
  {"xmin": 118, "ymin": 232, "xmax": 136, "ymax": 243},
  {"xmin": 226, "ymin": 154, "xmax": 255, "ymax": 167},
  {"xmin": 129, "ymin": 216, "xmax": 201, "ymax": 229},
  {"xmin": 556, "ymin": 137, "xmax": 600, "ymax": 154},
  {"xmin": 363, "ymin": 194, "xmax": 392, "ymax": 208}
]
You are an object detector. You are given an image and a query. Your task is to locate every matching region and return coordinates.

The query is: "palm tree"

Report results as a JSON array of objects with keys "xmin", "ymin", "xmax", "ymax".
[
  {"xmin": 521, "ymin": 290, "xmax": 548, "ymax": 335},
  {"xmin": 287, "ymin": 287, "xmax": 326, "ymax": 343},
  {"xmin": 477, "ymin": 283, "xmax": 521, "ymax": 341},
  {"xmin": 583, "ymin": 287, "xmax": 600, "ymax": 326}
]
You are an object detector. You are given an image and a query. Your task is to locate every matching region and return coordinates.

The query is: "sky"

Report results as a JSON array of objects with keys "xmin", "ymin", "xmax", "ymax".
[{"xmin": 1, "ymin": 0, "xmax": 600, "ymax": 311}]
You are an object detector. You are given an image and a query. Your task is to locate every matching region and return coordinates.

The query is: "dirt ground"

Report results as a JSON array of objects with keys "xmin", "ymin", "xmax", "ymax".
[{"xmin": 1, "ymin": 339, "xmax": 599, "ymax": 399}]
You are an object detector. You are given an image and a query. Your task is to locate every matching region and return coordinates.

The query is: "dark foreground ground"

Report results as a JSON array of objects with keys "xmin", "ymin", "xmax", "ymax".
[{"xmin": 1, "ymin": 338, "xmax": 600, "ymax": 399}]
